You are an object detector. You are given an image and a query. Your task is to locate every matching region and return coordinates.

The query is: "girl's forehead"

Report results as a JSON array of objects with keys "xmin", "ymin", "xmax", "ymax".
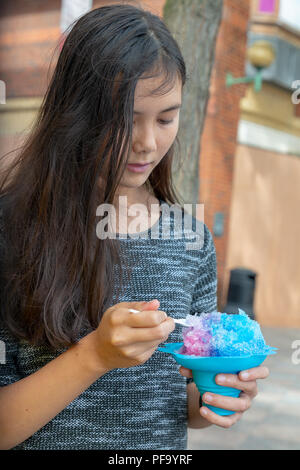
[{"xmin": 134, "ymin": 74, "xmax": 182, "ymax": 104}]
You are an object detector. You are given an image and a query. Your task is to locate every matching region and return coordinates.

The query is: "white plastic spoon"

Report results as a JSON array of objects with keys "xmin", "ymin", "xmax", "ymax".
[{"xmin": 128, "ymin": 309, "xmax": 190, "ymax": 327}]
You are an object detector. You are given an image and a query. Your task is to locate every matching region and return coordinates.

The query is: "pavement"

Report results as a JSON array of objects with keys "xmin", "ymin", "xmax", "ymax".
[{"xmin": 187, "ymin": 327, "xmax": 300, "ymax": 450}]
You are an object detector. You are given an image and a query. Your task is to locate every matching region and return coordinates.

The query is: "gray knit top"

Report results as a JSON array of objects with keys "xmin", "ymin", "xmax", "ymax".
[{"xmin": 0, "ymin": 200, "xmax": 217, "ymax": 450}]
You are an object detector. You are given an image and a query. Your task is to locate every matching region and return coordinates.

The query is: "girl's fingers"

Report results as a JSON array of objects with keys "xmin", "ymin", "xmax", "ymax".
[
  {"xmin": 216, "ymin": 366, "xmax": 269, "ymax": 388},
  {"xmin": 120, "ymin": 337, "xmax": 171, "ymax": 359},
  {"xmin": 112, "ymin": 319, "xmax": 175, "ymax": 346},
  {"xmin": 202, "ymin": 390, "xmax": 251, "ymax": 412},
  {"xmin": 215, "ymin": 374, "xmax": 258, "ymax": 395},
  {"xmin": 117, "ymin": 309, "xmax": 167, "ymax": 327},
  {"xmin": 238, "ymin": 366, "xmax": 269, "ymax": 381},
  {"xmin": 200, "ymin": 406, "xmax": 243, "ymax": 428}
]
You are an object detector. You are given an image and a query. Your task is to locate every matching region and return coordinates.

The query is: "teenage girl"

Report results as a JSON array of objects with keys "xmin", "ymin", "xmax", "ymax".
[{"xmin": 0, "ymin": 4, "xmax": 269, "ymax": 450}]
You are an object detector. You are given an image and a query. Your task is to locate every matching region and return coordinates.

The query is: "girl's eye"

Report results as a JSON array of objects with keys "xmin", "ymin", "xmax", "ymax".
[
  {"xmin": 158, "ymin": 119, "xmax": 174, "ymax": 125},
  {"xmin": 133, "ymin": 119, "xmax": 174, "ymax": 126}
]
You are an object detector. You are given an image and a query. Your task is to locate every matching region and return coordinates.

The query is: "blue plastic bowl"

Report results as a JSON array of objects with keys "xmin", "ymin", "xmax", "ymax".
[{"xmin": 158, "ymin": 342, "xmax": 277, "ymax": 416}]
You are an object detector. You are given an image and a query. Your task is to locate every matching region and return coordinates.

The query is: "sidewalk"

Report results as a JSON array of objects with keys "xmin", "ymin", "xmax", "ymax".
[{"xmin": 187, "ymin": 327, "xmax": 300, "ymax": 450}]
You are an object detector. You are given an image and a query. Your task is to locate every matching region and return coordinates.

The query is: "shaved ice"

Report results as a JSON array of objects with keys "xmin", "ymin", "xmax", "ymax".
[{"xmin": 178, "ymin": 309, "xmax": 273, "ymax": 357}]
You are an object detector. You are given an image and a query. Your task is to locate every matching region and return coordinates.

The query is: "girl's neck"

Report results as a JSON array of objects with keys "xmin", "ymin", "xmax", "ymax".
[{"xmin": 113, "ymin": 186, "xmax": 155, "ymax": 210}]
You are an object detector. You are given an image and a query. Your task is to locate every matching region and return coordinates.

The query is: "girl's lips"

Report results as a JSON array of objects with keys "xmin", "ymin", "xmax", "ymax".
[{"xmin": 127, "ymin": 163, "xmax": 152, "ymax": 173}]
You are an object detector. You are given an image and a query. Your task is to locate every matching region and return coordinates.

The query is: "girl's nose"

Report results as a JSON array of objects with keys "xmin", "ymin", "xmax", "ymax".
[{"xmin": 133, "ymin": 126, "xmax": 157, "ymax": 154}]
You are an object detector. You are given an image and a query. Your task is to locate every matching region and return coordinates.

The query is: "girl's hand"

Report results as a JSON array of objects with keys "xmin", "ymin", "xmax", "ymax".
[
  {"xmin": 180, "ymin": 365, "xmax": 269, "ymax": 428},
  {"xmin": 87, "ymin": 299, "xmax": 175, "ymax": 372}
]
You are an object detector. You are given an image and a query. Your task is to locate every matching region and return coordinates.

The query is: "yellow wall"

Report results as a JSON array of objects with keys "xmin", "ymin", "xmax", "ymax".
[
  {"xmin": 240, "ymin": 82, "xmax": 300, "ymax": 138},
  {"xmin": 226, "ymin": 143, "xmax": 300, "ymax": 327}
]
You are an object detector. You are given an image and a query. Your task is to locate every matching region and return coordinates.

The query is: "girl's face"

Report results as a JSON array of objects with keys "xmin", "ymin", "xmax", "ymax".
[{"xmin": 120, "ymin": 73, "xmax": 182, "ymax": 188}]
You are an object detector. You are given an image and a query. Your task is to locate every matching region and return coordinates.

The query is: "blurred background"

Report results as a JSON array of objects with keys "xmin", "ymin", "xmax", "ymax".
[{"xmin": 0, "ymin": 0, "xmax": 299, "ymax": 450}]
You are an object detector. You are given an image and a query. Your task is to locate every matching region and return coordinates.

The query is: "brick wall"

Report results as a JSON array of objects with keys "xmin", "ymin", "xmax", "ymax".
[
  {"xmin": 0, "ymin": 0, "xmax": 61, "ymax": 98},
  {"xmin": 0, "ymin": 0, "xmax": 164, "ymax": 98},
  {"xmin": 199, "ymin": 0, "xmax": 250, "ymax": 309}
]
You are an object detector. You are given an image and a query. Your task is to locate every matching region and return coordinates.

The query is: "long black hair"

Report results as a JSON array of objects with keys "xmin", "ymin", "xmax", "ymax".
[{"xmin": 0, "ymin": 3, "xmax": 187, "ymax": 350}]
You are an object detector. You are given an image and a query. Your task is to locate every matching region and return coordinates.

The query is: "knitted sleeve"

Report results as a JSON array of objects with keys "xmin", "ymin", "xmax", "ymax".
[{"xmin": 190, "ymin": 223, "xmax": 218, "ymax": 315}]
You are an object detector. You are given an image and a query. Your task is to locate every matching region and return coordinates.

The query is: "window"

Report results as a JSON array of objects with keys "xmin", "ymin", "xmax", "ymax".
[{"xmin": 279, "ymin": 0, "xmax": 300, "ymax": 31}]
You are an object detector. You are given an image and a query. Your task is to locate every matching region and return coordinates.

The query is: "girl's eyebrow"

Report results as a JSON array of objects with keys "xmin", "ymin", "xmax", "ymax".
[{"xmin": 133, "ymin": 104, "xmax": 182, "ymax": 115}]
